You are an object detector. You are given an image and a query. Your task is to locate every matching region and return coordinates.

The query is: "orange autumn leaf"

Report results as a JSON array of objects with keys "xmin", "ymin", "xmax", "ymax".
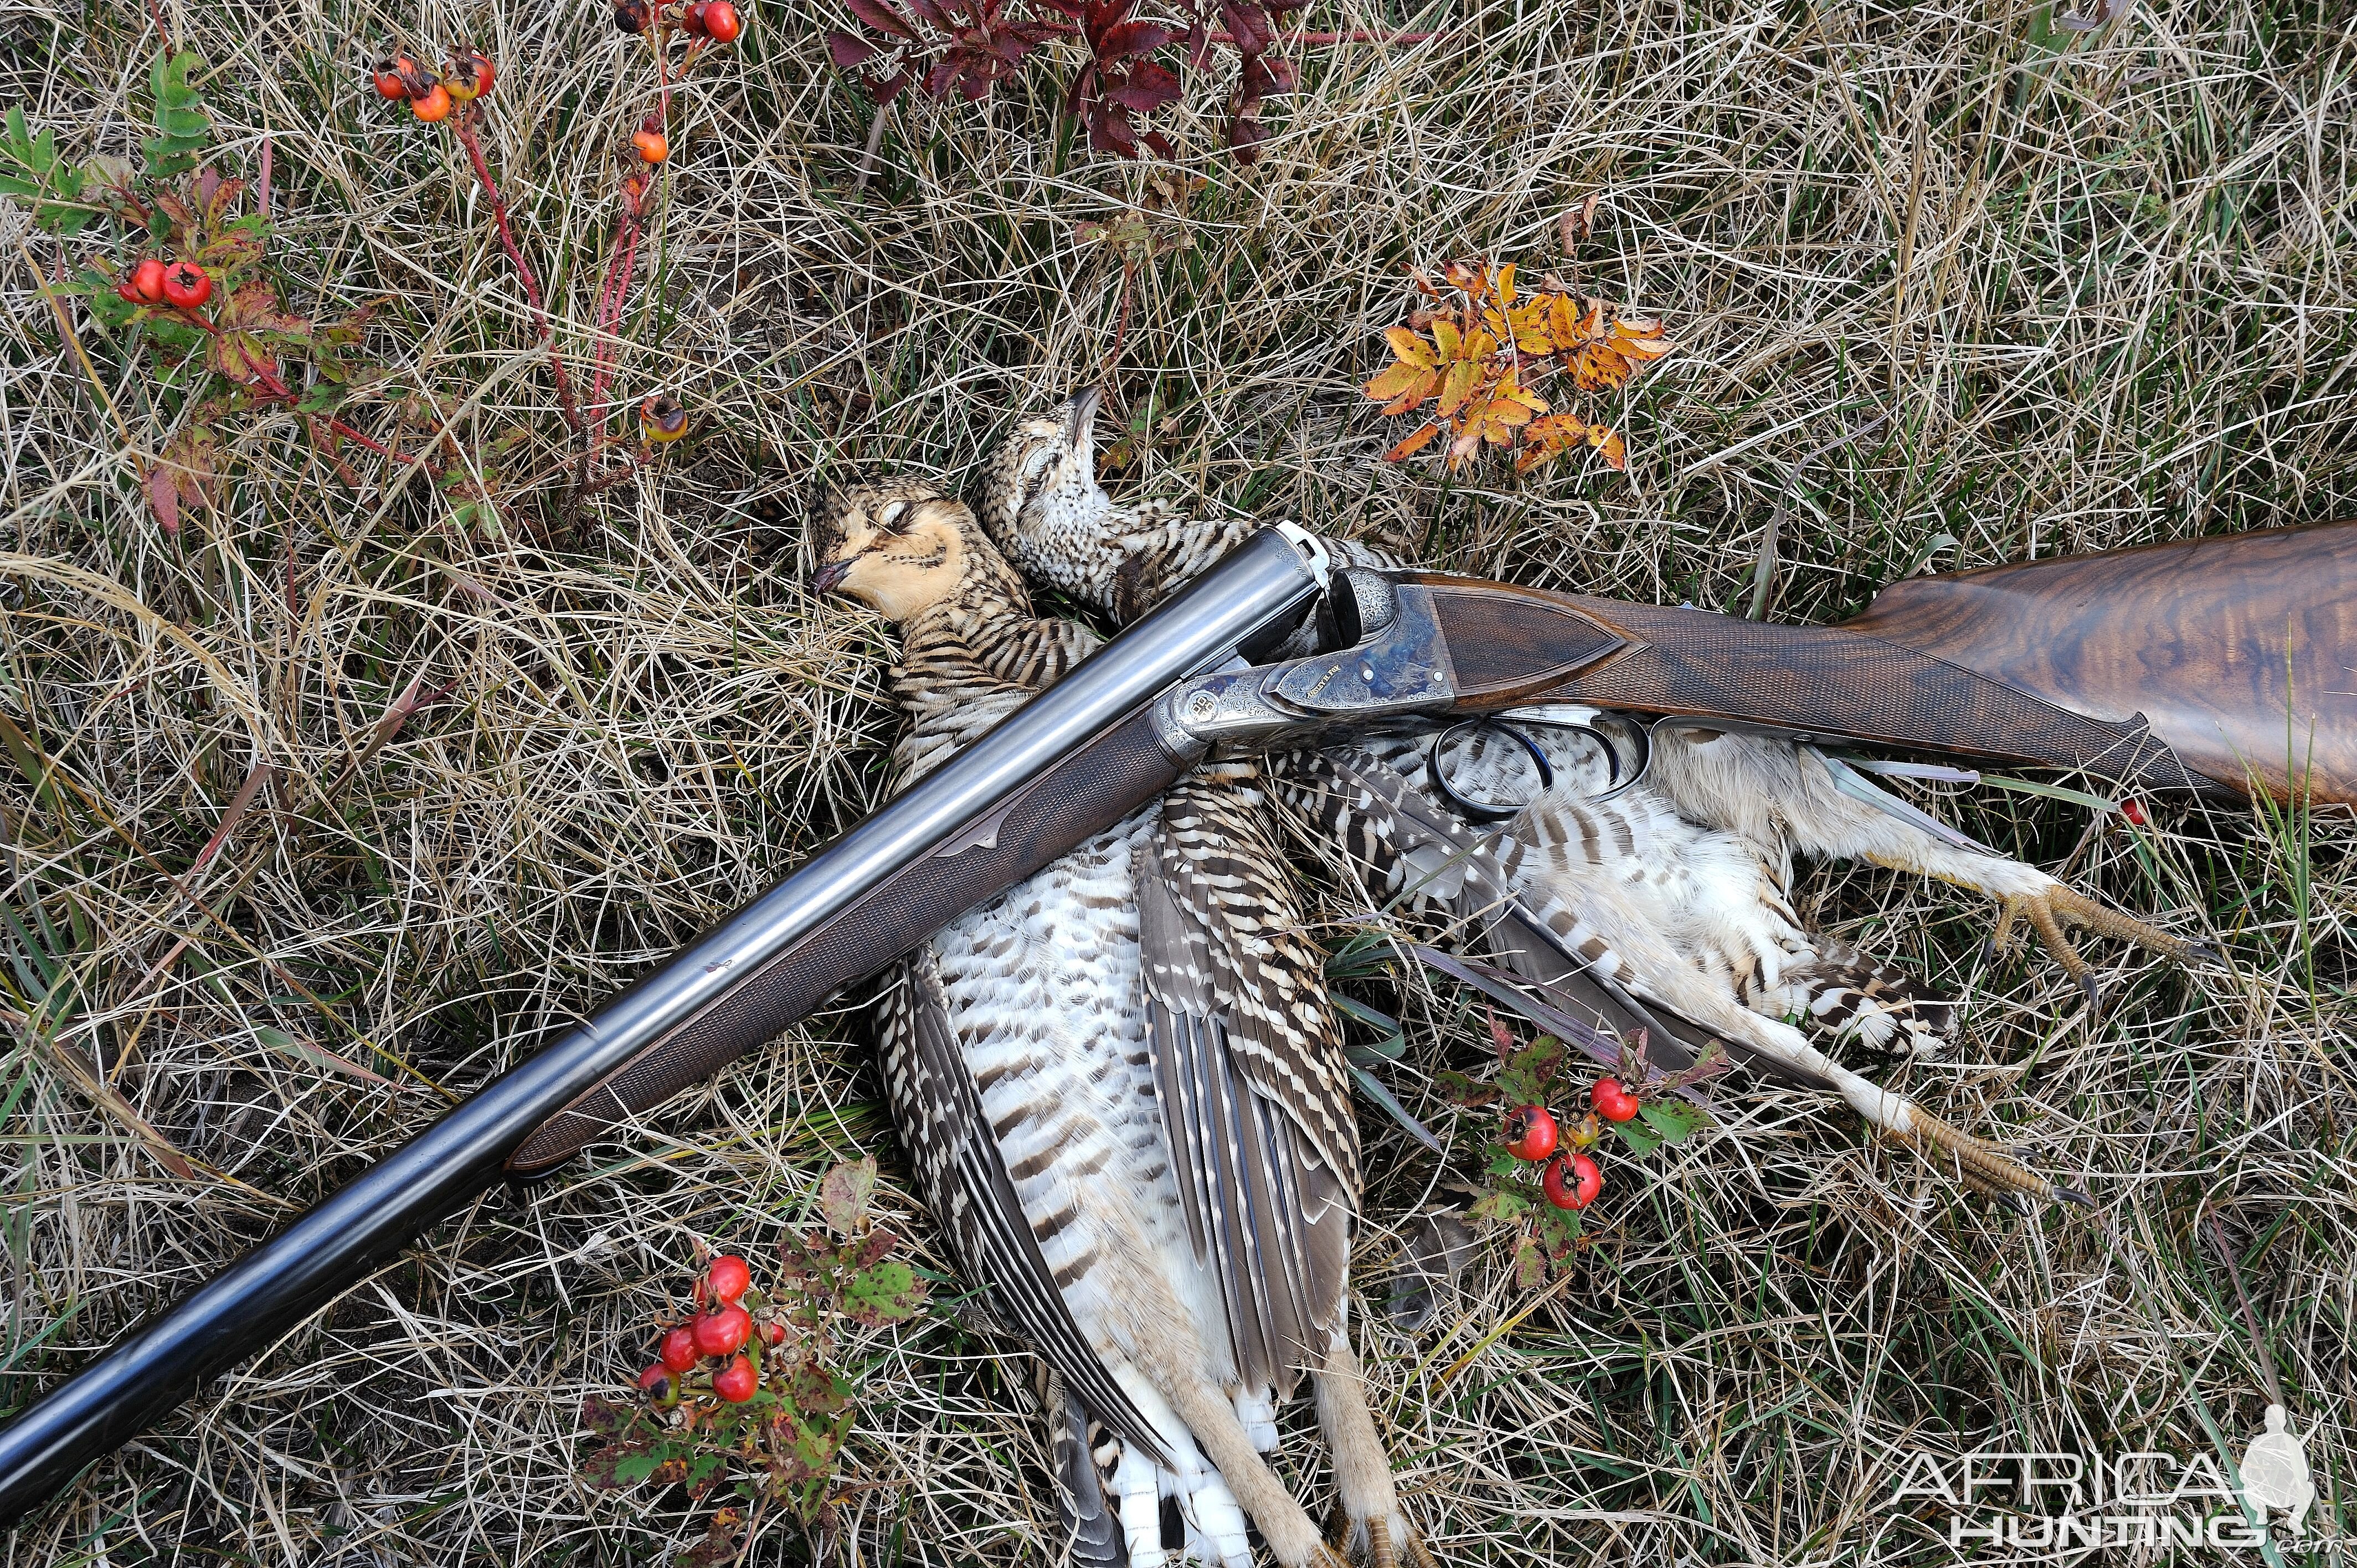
[
  {"xmin": 1362, "ymin": 258, "xmax": 1670, "ymax": 476},
  {"xmin": 1383, "ymin": 421, "xmax": 1443, "ymax": 462}
]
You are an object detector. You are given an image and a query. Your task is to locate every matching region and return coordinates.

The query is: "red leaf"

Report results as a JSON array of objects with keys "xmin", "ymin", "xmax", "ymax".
[
  {"xmin": 1183, "ymin": 16, "xmax": 1212, "ymax": 66},
  {"xmin": 1143, "ymin": 129, "xmax": 1176, "ymax": 158},
  {"xmin": 844, "ymin": 0, "xmax": 918, "ymax": 39},
  {"xmin": 869, "ymin": 66, "xmax": 913, "ymax": 102},
  {"xmin": 1220, "ymin": 0, "xmax": 1269, "ymax": 51},
  {"xmin": 907, "ymin": 0, "xmax": 953, "ymax": 19},
  {"xmin": 145, "ymin": 466, "xmax": 180, "ymax": 536},
  {"xmin": 1102, "ymin": 61, "xmax": 1180, "ymax": 110},
  {"xmin": 1095, "ymin": 19, "xmax": 1171, "ymax": 59},
  {"xmin": 826, "ymin": 29, "xmax": 881, "ymax": 67},
  {"xmin": 1086, "ymin": 102, "xmax": 1138, "ymax": 156},
  {"xmin": 923, "ymin": 54, "xmax": 963, "ymax": 96}
]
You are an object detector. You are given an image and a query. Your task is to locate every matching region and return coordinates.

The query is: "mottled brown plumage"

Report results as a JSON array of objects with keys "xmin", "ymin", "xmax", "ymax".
[{"xmin": 814, "ymin": 477, "xmax": 1414, "ymax": 1568}]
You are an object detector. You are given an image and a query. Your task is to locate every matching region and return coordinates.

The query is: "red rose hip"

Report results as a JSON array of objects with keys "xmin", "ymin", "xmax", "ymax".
[
  {"xmin": 702, "ymin": 2, "xmax": 742, "ymax": 41},
  {"xmin": 1591, "ymin": 1077, "xmax": 1639, "ymax": 1122},
  {"xmin": 1502, "ymin": 1104, "xmax": 1558, "ymax": 1162},
  {"xmin": 161, "ymin": 262, "xmax": 211, "ymax": 309},
  {"xmin": 1541, "ymin": 1151, "xmax": 1603, "ymax": 1210},
  {"xmin": 637, "ymin": 1363, "xmax": 672, "ymax": 1398},
  {"xmin": 705, "ymin": 1254, "xmax": 750, "ymax": 1303},
  {"xmin": 693, "ymin": 1303, "xmax": 752, "ymax": 1358},
  {"xmin": 713, "ymin": 1354, "xmax": 758, "ymax": 1403},
  {"xmin": 131, "ymin": 257, "xmax": 170, "ymax": 303},
  {"xmin": 659, "ymin": 1325, "xmax": 698, "ymax": 1373}
]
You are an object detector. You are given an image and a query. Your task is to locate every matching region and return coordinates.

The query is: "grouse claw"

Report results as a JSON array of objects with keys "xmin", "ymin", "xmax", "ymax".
[{"xmin": 1993, "ymin": 884, "xmax": 2219, "ymax": 1010}]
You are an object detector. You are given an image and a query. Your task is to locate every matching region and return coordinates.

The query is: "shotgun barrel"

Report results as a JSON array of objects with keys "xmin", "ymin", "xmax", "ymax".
[{"xmin": 0, "ymin": 527, "xmax": 1326, "ymax": 1528}]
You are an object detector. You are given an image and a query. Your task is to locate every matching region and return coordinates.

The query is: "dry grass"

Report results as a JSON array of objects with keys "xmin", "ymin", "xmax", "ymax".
[{"xmin": 2, "ymin": 0, "xmax": 2353, "ymax": 1561}]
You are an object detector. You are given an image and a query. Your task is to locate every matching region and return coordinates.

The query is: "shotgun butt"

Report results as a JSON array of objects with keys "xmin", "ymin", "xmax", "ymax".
[{"xmin": 1840, "ymin": 520, "xmax": 2357, "ymax": 805}]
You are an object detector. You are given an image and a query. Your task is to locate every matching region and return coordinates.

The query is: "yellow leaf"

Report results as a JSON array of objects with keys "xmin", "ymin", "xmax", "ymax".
[
  {"xmin": 1570, "ymin": 344, "xmax": 1632, "ymax": 392},
  {"xmin": 1365, "ymin": 361, "xmax": 1433, "ymax": 403},
  {"xmin": 1495, "ymin": 262, "xmax": 1516, "ymax": 309},
  {"xmin": 1595, "ymin": 428, "xmax": 1628, "ymax": 471},
  {"xmin": 1432, "ymin": 318, "xmax": 1461, "ymax": 362},
  {"xmin": 1465, "ymin": 328, "xmax": 1496, "ymax": 362},
  {"xmin": 1383, "ymin": 422, "xmax": 1442, "ymax": 462},
  {"xmin": 1384, "ymin": 326, "xmax": 1436, "ymax": 368},
  {"xmin": 1550, "ymin": 293, "xmax": 1579, "ymax": 348},
  {"xmin": 1446, "ymin": 424, "xmax": 1484, "ymax": 470},
  {"xmin": 1514, "ymin": 441, "xmax": 1562, "ymax": 474},
  {"xmin": 1437, "ymin": 357, "xmax": 1481, "ymax": 418}
]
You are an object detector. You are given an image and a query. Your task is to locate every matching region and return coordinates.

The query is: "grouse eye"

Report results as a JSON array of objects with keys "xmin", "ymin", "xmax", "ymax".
[
  {"xmin": 1020, "ymin": 444, "xmax": 1058, "ymax": 497},
  {"xmin": 873, "ymin": 500, "xmax": 909, "ymax": 530}
]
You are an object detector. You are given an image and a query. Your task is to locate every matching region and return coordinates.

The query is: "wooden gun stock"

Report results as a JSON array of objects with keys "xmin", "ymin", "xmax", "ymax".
[
  {"xmin": 1843, "ymin": 520, "xmax": 2357, "ymax": 805},
  {"xmin": 1416, "ymin": 576, "xmax": 2219, "ymax": 794},
  {"xmin": 1411, "ymin": 518, "xmax": 2357, "ymax": 804}
]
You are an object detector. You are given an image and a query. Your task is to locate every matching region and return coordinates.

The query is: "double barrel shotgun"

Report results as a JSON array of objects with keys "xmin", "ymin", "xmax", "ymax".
[{"xmin": 1, "ymin": 518, "xmax": 2350, "ymax": 1524}]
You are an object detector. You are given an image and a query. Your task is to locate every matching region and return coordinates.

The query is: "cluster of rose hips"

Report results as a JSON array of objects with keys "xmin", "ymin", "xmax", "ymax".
[
  {"xmin": 371, "ymin": 48, "xmax": 496, "ymax": 123},
  {"xmin": 114, "ymin": 256, "xmax": 213, "ymax": 311},
  {"xmin": 637, "ymin": 1254, "xmax": 781, "ymax": 1407},
  {"xmin": 1501, "ymin": 1076, "xmax": 1645, "ymax": 1210},
  {"xmin": 613, "ymin": 0, "xmax": 744, "ymax": 42}
]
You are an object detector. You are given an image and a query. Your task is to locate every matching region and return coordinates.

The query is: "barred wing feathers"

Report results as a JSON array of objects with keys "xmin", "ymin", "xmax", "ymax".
[
  {"xmin": 876, "ymin": 953, "xmax": 1171, "ymax": 1465},
  {"xmin": 1139, "ymin": 770, "xmax": 1358, "ymax": 1396}
]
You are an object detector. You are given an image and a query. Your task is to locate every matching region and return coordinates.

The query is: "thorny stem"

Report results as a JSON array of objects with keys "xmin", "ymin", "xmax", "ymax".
[
  {"xmin": 449, "ymin": 107, "xmax": 584, "ymax": 444},
  {"xmin": 1102, "ymin": 256, "xmax": 1139, "ymax": 388}
]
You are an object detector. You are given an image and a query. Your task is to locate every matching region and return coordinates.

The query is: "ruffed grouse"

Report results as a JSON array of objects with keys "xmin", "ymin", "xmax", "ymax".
[
  {"xmin": 976, "ymin": 391, "xmax": 2217, "ymax": 1200},
  {"xmin": 810, "ymin": 478, "xmax": 1428, "ymax": 1568}
]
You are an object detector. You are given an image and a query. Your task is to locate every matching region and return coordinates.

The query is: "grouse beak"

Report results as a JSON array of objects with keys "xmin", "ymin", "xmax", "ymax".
[
  {"xmin": 807, "ymin": 556, "xmax": 855, "ymax": 596},
  {"xmin": 1064, "ymin": 387, "xmax": 1104, "ymax": 445}
]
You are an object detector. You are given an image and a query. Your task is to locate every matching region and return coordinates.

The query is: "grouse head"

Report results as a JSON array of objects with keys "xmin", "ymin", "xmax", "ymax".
[
  {"xmin": 809, "ymin": 477, "xmax": 1025, "ymax": 622},
  {"xmin": 973, "ymin": 388, "xmax": 1124, "ymax": 612}
]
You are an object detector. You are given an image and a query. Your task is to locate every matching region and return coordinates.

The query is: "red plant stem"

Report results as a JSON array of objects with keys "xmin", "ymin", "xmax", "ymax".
[
  {"xmin": 589, "ymin": 188, "xmax": 646, "ymax": 421},
  {"xmin": 450, "ymin": 107, "xmax": 585, "ymax": 443}
]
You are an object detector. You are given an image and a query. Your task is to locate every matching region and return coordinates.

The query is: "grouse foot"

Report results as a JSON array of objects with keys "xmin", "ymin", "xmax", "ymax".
[
  {"xmin": 1988, "ymin": 884, "xmax": 2221, "ymax": 1015},
  {"xmin": 1327, "ymin": 1501, "xmax": 1440, "ymax": 1568}
]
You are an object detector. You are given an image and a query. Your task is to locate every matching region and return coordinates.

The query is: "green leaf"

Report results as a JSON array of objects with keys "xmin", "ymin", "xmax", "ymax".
[
  {"xmin": 1608, "ymin": 1117, "xmax": 1662, "ymax": 1155},
  {"xmin": 1638, "ymin": 1100, "xmax": 1704, "ymax": 1145},
  {"xmin": 840, "ymin": 1259, "xmax": 924, "ymax": 1325}
]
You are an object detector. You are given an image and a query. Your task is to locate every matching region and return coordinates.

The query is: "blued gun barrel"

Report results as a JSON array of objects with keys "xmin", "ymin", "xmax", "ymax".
[{"xmin": 0, "ymin": 528, "xmax": 1326, "ymax": 1528}]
